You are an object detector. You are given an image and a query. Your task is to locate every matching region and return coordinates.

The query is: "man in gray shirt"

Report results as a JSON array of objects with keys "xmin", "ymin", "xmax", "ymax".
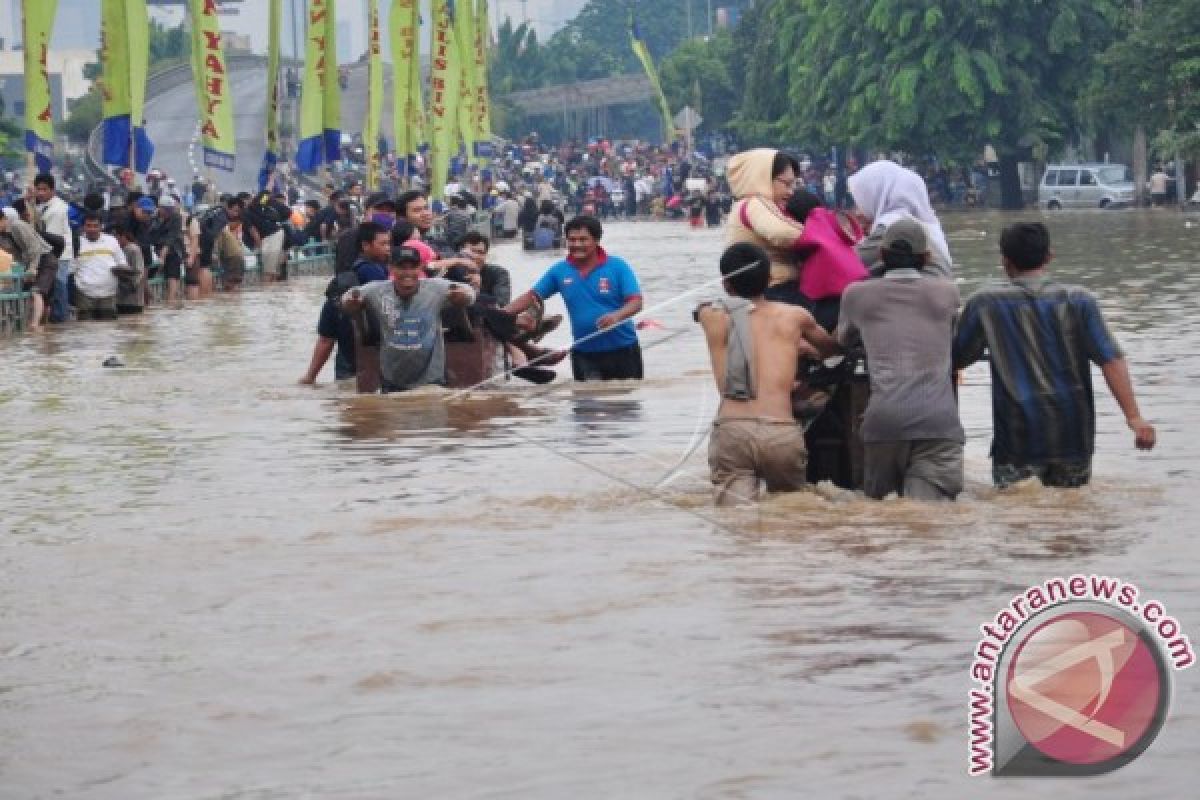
[
  {"xmin": 837, "ymin": 217, "xmax": 964, "ymax": 500},
  {"xmin": 342, "ymin": 245, "xmax": 475, "ymax": 392}
]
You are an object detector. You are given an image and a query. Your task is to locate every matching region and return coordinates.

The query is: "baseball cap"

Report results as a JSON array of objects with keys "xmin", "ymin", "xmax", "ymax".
[
  {"xmin": 365, "ymin": 192, "xmax": 396, "ymax": 211},
  {"xmin": 157, "ymin": 194, "xmax": 177, "ymax": 209},
  {"xmin": 136, "ymin": 197, "xmax": 157, "ymax": 212},
  {"xmin": 881, "ymin": 216, "xmax": 928, "ymax": 255},
  {"xmin": 390, "ymin": 245, "xmax": 422, "ymax": 266}
]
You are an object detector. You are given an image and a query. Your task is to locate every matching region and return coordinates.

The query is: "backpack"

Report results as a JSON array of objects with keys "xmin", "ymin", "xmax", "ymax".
[{"xmin": 197, "ymin": 206, "xmax": 228, "ymax": 268}]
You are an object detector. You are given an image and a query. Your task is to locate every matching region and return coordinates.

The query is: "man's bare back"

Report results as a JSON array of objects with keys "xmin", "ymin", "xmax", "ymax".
[{"xmin": 699, "ymin": 298, "xmax": 838, "ymax": 420}]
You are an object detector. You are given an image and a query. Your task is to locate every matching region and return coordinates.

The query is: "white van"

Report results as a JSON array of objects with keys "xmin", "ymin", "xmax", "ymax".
[{"xmin": 1039, "ymin": 164, "xmax": 1135, "ymax": 209}]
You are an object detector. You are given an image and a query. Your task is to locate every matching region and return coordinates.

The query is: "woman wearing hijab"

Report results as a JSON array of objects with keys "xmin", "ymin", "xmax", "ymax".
[{"xmin": 847, "ymin": 160, "xmax": 954, "ymax": 277}]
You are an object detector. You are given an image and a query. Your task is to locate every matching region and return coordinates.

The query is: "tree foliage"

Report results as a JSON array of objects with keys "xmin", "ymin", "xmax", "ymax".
[
  {"xmin": 758, "ymin": 0, "xmax": 1119, "ymax": 162},
  {"xmin": 1092, "ymin": 0, "xmax": 1200, "ymax": 158},
  {"xmin": 659, "ymin": 32, "xmax": 737, "ymax": 136}
]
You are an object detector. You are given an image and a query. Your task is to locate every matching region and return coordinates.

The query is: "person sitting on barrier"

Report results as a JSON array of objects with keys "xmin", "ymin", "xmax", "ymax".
[
  {"xmin": 696, "ymin": 242, "xmax": 840, "ymax": 506},
  {"xmin": 340, "ymin": 245, "xmax": 476, "ymax": 393},
  {"xmin": 837, "ymin": 218, "xmax": 964, "ymax": 501},
  {"xmin": 112, "ymin": 224, "xmax": 145, "ymax": 315},
  {"xmin": 0, "ymin": 207, "xmax": 57, "ymax": 332},
  {"xmin": 243, "ymin": 190, "xmax": 290, "ymax": 282},
  {"xmin": 72, "ymin": 212, "xmax": 127, "ymax": 321},
  {"xmin": 211, "ymin": 197, "xmax": 247, "ymax": 291}
]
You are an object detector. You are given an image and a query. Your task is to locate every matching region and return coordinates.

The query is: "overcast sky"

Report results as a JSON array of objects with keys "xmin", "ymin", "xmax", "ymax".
[{"xmin": 41, "ymin": 0, "xmax": 589, "ymax": 57}]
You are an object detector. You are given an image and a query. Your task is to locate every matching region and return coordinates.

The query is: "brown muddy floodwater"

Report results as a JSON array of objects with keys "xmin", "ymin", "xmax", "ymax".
[{"xmin": 1, "ymin": 211, "xmax": 1198, "ymax": 798}]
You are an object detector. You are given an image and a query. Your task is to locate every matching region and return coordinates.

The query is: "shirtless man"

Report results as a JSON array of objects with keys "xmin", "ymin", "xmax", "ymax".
[{"xmin": 697, "ymin": 242, "xmax": 840, "ymax": 506}]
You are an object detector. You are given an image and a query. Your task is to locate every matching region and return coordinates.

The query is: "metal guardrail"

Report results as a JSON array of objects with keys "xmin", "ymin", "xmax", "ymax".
[{"xmin": 0, "ymin": 241, "xmax": 335, "ymax": 338}]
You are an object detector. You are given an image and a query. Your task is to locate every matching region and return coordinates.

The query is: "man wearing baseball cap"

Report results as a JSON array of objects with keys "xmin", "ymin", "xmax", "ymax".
[
  {"xmin": 341, "ymin": 245, "xmax": 475, "ymax": 392},
  {"xmin": 837, "ymin": 216, "xmax": 964, "ymax": 501}
]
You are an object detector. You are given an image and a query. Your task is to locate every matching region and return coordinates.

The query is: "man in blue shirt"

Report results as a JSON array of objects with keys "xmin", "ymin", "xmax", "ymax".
[
  {"xmin": 504, "ymin": 215, "xmax": 645, "ymax": 381},
  {"xmin": 953, "ymin": 222, "xmax": 1156, "ymax": 488}
]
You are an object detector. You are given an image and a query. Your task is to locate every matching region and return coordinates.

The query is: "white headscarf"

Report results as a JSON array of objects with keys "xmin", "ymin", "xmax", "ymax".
[{"xmin": 848, "ymin": 160, "xmax": 952, "ymax": 270}]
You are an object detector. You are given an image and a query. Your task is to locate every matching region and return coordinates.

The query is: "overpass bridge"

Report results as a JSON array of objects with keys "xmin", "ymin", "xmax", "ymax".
[{"xmin": 502, "ymin": 75, "xmax": 656, "ymax": 140}]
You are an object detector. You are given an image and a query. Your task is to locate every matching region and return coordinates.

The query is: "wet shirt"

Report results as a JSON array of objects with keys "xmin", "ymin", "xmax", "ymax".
[
  {"xmin": 838, "ymin": 271, "xmax": 963, "ymax": 443},
  {"xmin": 953, "ymin": 275, "xmax": 1123, "ymax": 465},
  {"xmin": 317, "ymin": 297, "xmax": 356, "ymax": 380},
  {"xmin": 74, "ymin": 233, "xmax": 127, "ymax": 299},
  {"xmin": 532, "ymin": 248, "xmax": 641, "ymax": 353},
  {"xmin": 353, "ymin": 278, "xmax": 475, "ymax": 390}
]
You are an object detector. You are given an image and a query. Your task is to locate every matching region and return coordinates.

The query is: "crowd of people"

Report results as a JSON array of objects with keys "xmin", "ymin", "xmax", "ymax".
[
  {"xmin": 0, "ymin": 141, "xmax": 1161, "ymax": 505},
  {"xmin": 701, "ymin": 150, "xmax": 1157, "ymax": 505}
]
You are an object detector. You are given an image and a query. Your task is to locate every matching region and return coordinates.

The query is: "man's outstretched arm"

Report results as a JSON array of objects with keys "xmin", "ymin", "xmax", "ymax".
[{"xmin": 1101, "ymin": 357, "xmax": 1156, "ymax": 450}]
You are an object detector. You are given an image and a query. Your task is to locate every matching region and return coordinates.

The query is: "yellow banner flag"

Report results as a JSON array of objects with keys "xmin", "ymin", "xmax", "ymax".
[
  {"xmin": 100, "ymin": 0, "xmax": 154, "ymax": 172},
  {"xmin": 322, "ymin": 0, "xmax": 340, "ymax": 160},
  {"xmin": 454, "ymin": 0, "xmax": 476, "ymax": 162},
  {"xmin": 297, "ymin": 0, "xmax": 338, "ymax": 171},
  {"xmin": 428, "ymin": 0, "xmax": 461, "ymax": 200},
  {"xmin": 364, "ymin": 0, "xmax": 382, "ymax": 190},
  {"xmin": 259, "ymin": 0, "xmax": 281, "ymax": 189},
  {"xmin": 629, "ymin": 16, "xmax": 676, "ymax": 144},
  {"xmin": 473, "ymin": 0, "xmax": 492, "ymax": 145},
  {"xmin": 189, "ymin": 0, "xmax": 236, "ymax": 171},
  {"xmin": 390, "ymin": 0, "xmax": 424, "ymax": 160},
  {"xmin": 22, "ymin": 0, "xmax": 59, "ymax": 173}
]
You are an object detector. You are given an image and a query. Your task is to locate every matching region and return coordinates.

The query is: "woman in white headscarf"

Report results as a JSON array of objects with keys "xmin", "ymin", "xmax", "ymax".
[{"xmin": 847, "ymin": 160, "xmax": 953, "ymax": 277}]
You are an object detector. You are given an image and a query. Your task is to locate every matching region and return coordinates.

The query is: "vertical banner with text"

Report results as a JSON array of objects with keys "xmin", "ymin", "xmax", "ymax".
[
  {"xmin": 453, "ymin": 0, "xmax": 476, "ymax": 165},
  {"xmin": 259, "ymin": 0, "xmax": 282, "ymax": 189},
  {"xmin": 100, "ymin": 0, "xmax": 154, "ymax": 173},
  {"xmin": 297, "ymin": 0, "xmax": 333, "ymax": 171},
  {"xmin": 22, "ymin": 0, "xmax": 58, "ymax": 173},
  {"xmin": 427, "ymin": 0, "xmax": 461, "ymax": 200},
  {"xmin": 364, "ymin": 0, "xmax": 382, "ymax": 189},
  {"xmin": 472, "ymin": 0, "xmax": 492, "ymax": 159},
  {"xmin": 390, "ymin": 0, "xmax": 424, "ymax": 164},
  {"xmin": 189, "ymin": 0, "xmax": 236, "ymax": 172}
]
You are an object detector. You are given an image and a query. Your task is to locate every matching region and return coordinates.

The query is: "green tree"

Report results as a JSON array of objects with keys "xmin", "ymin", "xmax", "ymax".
[
  {"xmin": 1094, "ymin": 0, "xmax": 1200, "ymax": 161},
  {"xmin": 659, "ymin": 31, "xmax": 738, "ymax": 134},
  {"xmin": 763, "ymin": 0, "xmax": 1118, "ymax": 207},
  {"xmin": 0, "ymin": 95, "xmax": 22, "ymax": 161},
  {"xmin": 62, "ymin": 87, "xmax": 104, "ymax": 145}
]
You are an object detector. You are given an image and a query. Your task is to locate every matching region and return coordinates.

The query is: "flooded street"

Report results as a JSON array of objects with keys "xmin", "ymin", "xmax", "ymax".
[{"xmin": 2, "ymin": 211, "xmax": 1198, "ymax": 798}]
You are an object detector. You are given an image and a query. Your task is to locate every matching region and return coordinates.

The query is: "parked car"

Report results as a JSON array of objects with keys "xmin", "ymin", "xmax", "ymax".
[{"xmin": 1039, "ymin": 164, "xmax": 1136, "ymax": 209}]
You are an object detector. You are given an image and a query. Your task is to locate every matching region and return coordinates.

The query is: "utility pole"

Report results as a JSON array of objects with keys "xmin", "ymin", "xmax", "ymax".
[
  {"xmin": 707, "ymin": 0, "xmax": 713, "ymax": 36},
  {"xmin": 685, "ymin": 0, "xmax": 693, "ymax": 40}
]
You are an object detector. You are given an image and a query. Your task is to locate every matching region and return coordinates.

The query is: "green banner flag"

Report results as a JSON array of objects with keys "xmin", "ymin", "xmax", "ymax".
[
  {"xmin": 189, "ymin": 0, "xmax": 236, "ymax": 171},
  {"xmin": 629, "ymin": 16, "xmax": 676, "ymax": 144},
  {"xmin": 100, "ymin": 0, "xmax": 153, "ymax": 171},
  {"xmin": 259, "ymin": 0, "xmax": 281, "ymax": 189},
  {"xmin": 364, "ymin": 0, "xmax": 382, "ymax": 189},
  {"xmin": 474, "ymin": 0, "xmax": 492, "ymax": 146},
  {"xmin": 297, "ymin": 0, "xmax": 340, "ymax": 171},
  {"xmin": 428, "ymin": 0, "xmax": 461, "ymax": 200},
  {"xmin": 454, "ymin": 0, "xmax": 476, "ymax": 163},
  {"xmin": 22, "ymin": 0, "xmax": 58, "ymax": 173},
  {"xmin": 390, "ymin": 0, "xmax": 424, "ymax": 160},
  {"xmin": 127, "ymin": 0, "xmax": 149, "ymax": 135},
  {"xmin": 321, "ymin": 0, "xmax": 340, "ymax": 157}
]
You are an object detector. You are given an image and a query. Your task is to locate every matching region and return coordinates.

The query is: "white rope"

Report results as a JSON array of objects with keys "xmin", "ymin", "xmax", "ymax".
[{"xmin": 443, "ymin": 258, "xmax": 764, "ymax": 402}]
